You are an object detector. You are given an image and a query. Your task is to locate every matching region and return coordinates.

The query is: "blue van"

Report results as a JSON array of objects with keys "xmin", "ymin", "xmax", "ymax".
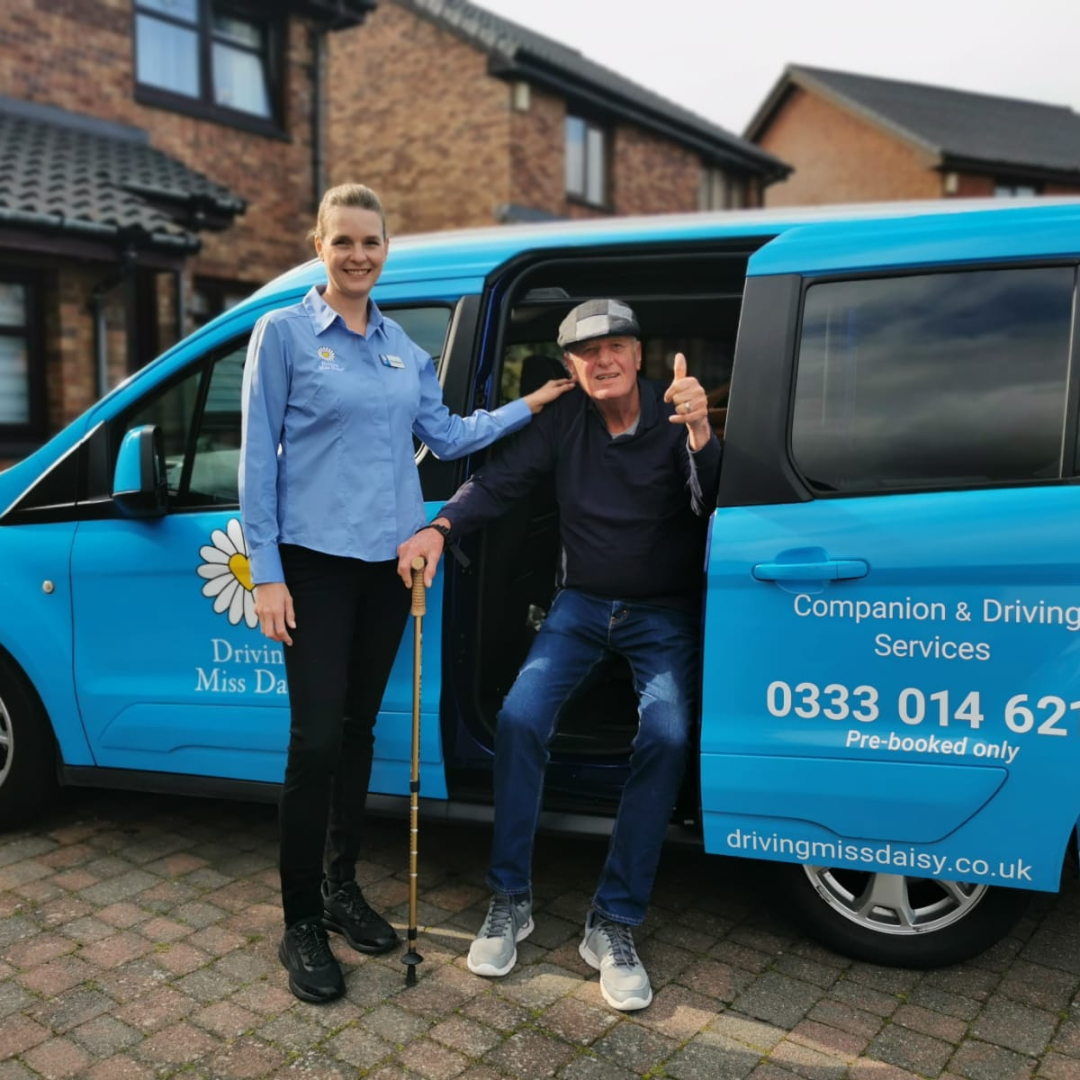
[{"xmin": 3, "ymin": 199, "xmax": 1080, "ymax": 968}]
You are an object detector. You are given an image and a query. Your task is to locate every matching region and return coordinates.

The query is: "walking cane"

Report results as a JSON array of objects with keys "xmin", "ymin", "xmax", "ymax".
[{"xmin": 403, "ymin": 555, "xmax": 426, "ymax": 987}]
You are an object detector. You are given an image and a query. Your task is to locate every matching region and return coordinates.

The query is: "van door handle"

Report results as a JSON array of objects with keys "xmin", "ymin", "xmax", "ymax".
[{"xmin": 752, "ymin": 559, "xmax": 869, "ymax": 581}]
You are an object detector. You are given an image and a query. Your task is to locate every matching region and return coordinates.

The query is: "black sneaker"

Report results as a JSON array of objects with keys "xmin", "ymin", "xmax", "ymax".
[
  {"xmin": 322, "ymin": 880, "xmax": 399, "ymax": 955},
  {"xmin": 278, "ymin": 918, "xmax": 345, "ymax": 1003}
]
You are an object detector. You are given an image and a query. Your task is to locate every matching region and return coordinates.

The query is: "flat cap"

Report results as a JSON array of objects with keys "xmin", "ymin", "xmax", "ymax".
[{"xmin": 557, "ymin": 299, "xmax": 640, "ymax": 349}]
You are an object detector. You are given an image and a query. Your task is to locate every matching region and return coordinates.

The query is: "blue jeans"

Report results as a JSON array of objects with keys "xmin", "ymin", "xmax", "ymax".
[{"xmin": 487, "ymin": 588, "xmax": 698, "ymax": 926}]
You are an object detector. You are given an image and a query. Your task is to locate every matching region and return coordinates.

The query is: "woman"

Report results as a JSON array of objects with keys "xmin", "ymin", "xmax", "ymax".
[{"xmin": 239, "ymin": 183, "xmax": 573, "ymax": 1003}]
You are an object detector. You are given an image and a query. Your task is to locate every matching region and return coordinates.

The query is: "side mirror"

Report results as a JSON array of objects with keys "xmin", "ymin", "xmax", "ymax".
[{"xmin": 113, "ymin": 425, "xmax": 167, "ymax": 518}]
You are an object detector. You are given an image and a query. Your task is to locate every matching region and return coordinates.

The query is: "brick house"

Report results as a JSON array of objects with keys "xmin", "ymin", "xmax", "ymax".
[
  {"xmin": 0, "ymin": 0, "xmax": 376, "ymax": 465},
  {"xmin": 326, "ymin": 0, "xmax": 789, "ymax": 234},
  {"xmin": 746, "ymin": 65, "xmax": 1080, "ymax": 207},
  {"xmin": 0, "ymin": 0, "xmax": 787, "ymax": 465}
]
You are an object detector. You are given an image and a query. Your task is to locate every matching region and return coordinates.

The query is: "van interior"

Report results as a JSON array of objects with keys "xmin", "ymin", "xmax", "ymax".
[{"xmin": 452, "ymin": 245, "xmax": 756, "ymax": 798}]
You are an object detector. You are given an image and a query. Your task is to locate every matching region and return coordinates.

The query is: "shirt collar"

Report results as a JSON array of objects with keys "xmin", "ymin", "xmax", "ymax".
[
  {"xmin": 586, "ymin": 378, "xmax": 656, "ymax": 435},
  {"xmin": 302, "ymin": 286, "xmax": 385, "ymax": 338}
]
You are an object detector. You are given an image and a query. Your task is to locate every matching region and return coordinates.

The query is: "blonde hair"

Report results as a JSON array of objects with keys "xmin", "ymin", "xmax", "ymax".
[{"xmin": 311, "ymin": 183, "xmax": 386, "ymax": 241}]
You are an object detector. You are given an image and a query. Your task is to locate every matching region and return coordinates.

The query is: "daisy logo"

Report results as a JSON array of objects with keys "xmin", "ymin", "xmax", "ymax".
[
  {"xmin": 196, "ymin": 518, "xmax": 258, "ymax": 629},
  {"xmin": 317, "ymin": 346, "xmax": 335, "ymax": 362}
]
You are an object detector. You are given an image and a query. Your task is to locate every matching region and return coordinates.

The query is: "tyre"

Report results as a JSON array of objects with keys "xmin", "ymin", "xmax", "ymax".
[
  {"xmin": 0, "ymin": 652, "xmax": 57, "ymax": 829},
  {"xmin": 778, "ymin": 862, "xmax": 1032, "ymax": 968}
]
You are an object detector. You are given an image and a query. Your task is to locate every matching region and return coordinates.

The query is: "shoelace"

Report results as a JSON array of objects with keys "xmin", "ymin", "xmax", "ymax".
[
  {"xmin": 294, "ymin": 921, "xmax": 333, "ymax": 967},
  {"xmin": 482, "ymin": 896, "xmax": 514, "ymax": 939},
  {"xmin": 333, "ymin": 883, "xmax": 375, "ymax": 920},
  {"xmin": 598, "ymin": 920, "xmax": 639, "ymax": 969}
]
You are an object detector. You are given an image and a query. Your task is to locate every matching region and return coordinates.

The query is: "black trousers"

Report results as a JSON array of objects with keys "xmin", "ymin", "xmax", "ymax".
[{"xmin": 278, "ymin": 544, "xmax": 411, "ymax": 926}]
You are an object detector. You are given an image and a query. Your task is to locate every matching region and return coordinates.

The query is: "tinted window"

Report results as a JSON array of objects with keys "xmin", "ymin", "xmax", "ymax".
[{"xmin": 791, "ymin": 267, "xmax": 1075, "ymax": 493}]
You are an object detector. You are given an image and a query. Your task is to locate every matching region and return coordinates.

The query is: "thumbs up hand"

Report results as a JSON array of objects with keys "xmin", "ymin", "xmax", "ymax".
[{"xmin": 663, "ymin": 352, "xmax": 712, "ymax": 451}]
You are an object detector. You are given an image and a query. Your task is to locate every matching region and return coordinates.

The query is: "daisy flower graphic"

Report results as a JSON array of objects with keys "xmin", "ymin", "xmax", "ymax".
[{"xmin": 197, "ymin": 517, "xmax": 258, "ymax": 628}]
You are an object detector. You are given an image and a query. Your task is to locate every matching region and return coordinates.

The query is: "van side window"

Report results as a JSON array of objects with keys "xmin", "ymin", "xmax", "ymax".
[{"xmin": 791, "ymin": 267, "xmax": 1075, "ymax": 493}]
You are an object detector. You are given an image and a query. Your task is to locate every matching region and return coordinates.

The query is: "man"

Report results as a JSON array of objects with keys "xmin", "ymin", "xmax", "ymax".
[{"xmin": 396, "ymin": 299, "xmax": 720, "ymax": 1011}]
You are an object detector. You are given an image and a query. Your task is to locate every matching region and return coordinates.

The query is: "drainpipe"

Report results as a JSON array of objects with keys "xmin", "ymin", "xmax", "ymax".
[
  {"xmin": 174, "ymin": 268, "xmax": 186, "ymax": 344},
  {"xmin": 312, "ymin": 24, "xmax": 328, "ymax": 205},
  {"xmin": 90, "ymin": 247, "xmax": 137, "ymax": 400}
]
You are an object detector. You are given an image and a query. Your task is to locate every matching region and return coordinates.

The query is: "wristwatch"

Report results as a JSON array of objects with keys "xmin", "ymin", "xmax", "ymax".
[{"xmin": 417, "ymin": 521, "xmax": 451, "ymax": 541}]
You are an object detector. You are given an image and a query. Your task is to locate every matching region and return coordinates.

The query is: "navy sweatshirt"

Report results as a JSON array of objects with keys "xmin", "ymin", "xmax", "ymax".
[{"xmin": 439, "ymin": 379, "xmax": 722, "ymax": 609}]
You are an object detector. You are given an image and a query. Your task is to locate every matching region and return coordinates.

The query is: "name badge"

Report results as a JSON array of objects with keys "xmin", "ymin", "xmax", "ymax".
[{"xmin": 380, "ymin": 354, "xmax": 406, "ymax": 369}]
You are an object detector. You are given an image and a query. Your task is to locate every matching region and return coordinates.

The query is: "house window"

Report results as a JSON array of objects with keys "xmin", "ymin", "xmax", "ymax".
[
  {"xmin": 565, "ymin": 116, "xmax": 608, "ymax": 206},
  {"xmin": 994, "ymin": 181, "xmax": 1040, "ymax": 197},
  {"xmin": 134, "ymin": 0, "xmax": 277, "ymax": 128},
  {"xmin": 699, "ymin": 167, "xmax": 747, "ymax": 211},
  {"xmin": 0, "ymin": 277, "xmax": 43, "ymax": 444},
  {"xmin": 191, "ymin": 278, "xmax": 252, "ymax": 328}
]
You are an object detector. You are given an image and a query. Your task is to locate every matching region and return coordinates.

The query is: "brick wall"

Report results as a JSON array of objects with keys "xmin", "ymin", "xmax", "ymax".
[
  {"xmin": 509, "ymin": 87, "xmax": 705, "ymax": 220},
  {"xmin": 757, "ymin": 87, "xmax": 941, "ymax": 206},
  {"xmin": 611, "ymin": 124, "xmax": 701, "ymax": 215},
  {"xmin": 326, "ymin": 2, "xmax": 513, "ymax": 235}
]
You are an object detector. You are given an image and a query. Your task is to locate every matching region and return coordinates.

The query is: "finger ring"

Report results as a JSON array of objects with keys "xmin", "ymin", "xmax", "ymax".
[{"xmin": 681, "ymin": 402, "xmax": 690, "ymax": 414}]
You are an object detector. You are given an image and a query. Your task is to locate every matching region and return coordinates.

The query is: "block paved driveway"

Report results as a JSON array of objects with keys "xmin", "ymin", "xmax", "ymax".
[{"xmin": 1, "ymin": 788, "xmax": 1079, "ymax": 1080}]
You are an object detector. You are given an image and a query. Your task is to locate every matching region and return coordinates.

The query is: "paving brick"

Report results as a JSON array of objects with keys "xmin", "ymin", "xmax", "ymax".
[
  {"xmin": 95, "ymin": 904, "xmax": 149, "ymax": 930},
  {"xmin": 806, "ymin": 1000, "xmax": 885, "ymax": 1040},
  {"xmin": 1040, "ymin": 1053, "xmax": 1080, "ymax": 1080},
  {"xmin": 134, "ymin": 1020, "xmax": 220, "ymax": 1065},
  {"xmin": 888, "ymin": 1002, "xmax": 969, "ymax": 1048},
  {"xmin": 972, "ymin": 999, "xmax": 1058, "ymax": 1057},
  {"xmin": 789, "ymin": 1018, "xmax": 871, "ymax": 1060},
  {"xmin": 85, "ymin": 1057, "xmax": 154, "ymax": 1080},
  {"xmin": 359, "ymin": 1004, "xmax": 432, "ymax": 1053},
  {"xmin": 828, "ymin": 979, "xmax": 901, "ymax": 1018},
  {"xmin": 462, "ymin": 991, "xmax": 532, "ymax": 1032},
  {"xmin": 774, "ymin": 955, "xmax": 844, "ymax": 990},
  {"xmin": 21, "ymin": 1035, "xmax": 92, "ymax": 1079},
  {"xmin": 924, "ymin": 967, "xmax": 1003, "ymax": 1003},
  {"xmin": 79, "ymin": 871, "xmax": 159, "ymax": 906},
  {"xmin": 0, "ymin": 981, "xmax": 34, "ymax": 1020},
  {"xmin": 79, "ymin": 931, "xmax": 153, "ymax": 969},
  {"xmin": 229, "ymin": 981, "xmax": 297, "ymax": 1017},
  {"xmin": 769, "ymin": 1037, "xmax": 848, "ymax": 1080},
  {"xmin": 734, "ymin": 972, "xmax": 825, "ymax": 1029},
  {"xmin": 556, "ymin": 1056, "xmax": 639, "ymax": 1080},
  {"xmin": 399, "ymin": 1038, "xmax": 472, "ymax": 1079},
  {"xmin": 592, "ymin": 1021, "xmax": 680, "ymax": 1073},
  {"xmin": 0, "ymin": 1013, "xmax": 50, "ymax": 1058},
  {"xmin": 538, "ymin": 997, "xmax": 617, "ymax": 1045},
  {"xmin": 951, "ymin": 1039, "xmax": 1038, "ymax": 1080},
  {"xmin": 709, "ymin": 940, "xmax": 774, "ymax": 973},
  {"xmin": 3, "ymin": 934, "xmax": 76, "ymax": 970},
  {"xmin": 709, "ymin": 1012, "xmax": 789, "ymax": 1052},
  {"xmin": 30, "ymin": 988, "xmax": 115, "ymax": 1034},
  {"xmin": 1000, "ymin": 963, "xmax": 1080, "ymax": 1012},
  {"xmin": 56, "ymin": 915, "xmax": 115, "ymax": 945},
  {"xmin": 204, "ymin": 1040, "xmax": 287, "ymax": 1079},
  {"xmin": 69, "ymin": 1015, "xmax": 141, "ymax": 1057},
  {"xmin": 34, "ymin": 898, "xmax": 94, "ymax": 930},
  {"xmin": 255, "ymin": 1011, "xmax": 328, "ymax": 1052},
  {"xmin": 663, "ymin": 1029, "xmax": 761, "ymax": 1080},
  {"xmin": 324, "ymin": 1025, "xmax": 395, "ymax": 1070},
  {"xmin": 484, "ymin": 1030, "xmax": 577, "ymax": 1078},
  {"xmin": 909, "ymin": 985, "xmax": 986, "ymax": 1022},
  {"xmin": 428, "ymin": 1015, "xmax": 502, "ymax": 1057},
  {"xmin": 680, "ymin": 958, "xmax": 757, "ymax": 1003},
  {"xmin": 0, "ymin": 1061, "xmax": 39, "ymax": 1080},
  {"xmin": 114, "ymin": 987, "xmax": 197, "ymax": 1033},
  {"xmin": 868, "ymin": 1022, "xmax": 956, "ymax": 1076},
  {"xmin": 192, "ymin": 1000, "xmax": 261, "ymax": 1040}
]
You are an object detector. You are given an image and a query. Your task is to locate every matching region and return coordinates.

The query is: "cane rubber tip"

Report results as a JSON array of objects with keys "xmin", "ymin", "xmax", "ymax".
[
  {"xmin": 403, "ymin": 950, "xmax": 423, "ymax": 987},
  {"xmin": 411, "ymin": 556, "xmax": 425, "ymax": 570}
]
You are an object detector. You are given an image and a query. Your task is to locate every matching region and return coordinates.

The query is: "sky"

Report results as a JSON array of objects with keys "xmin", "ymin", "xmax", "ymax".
[{"xmin": 476, "ymin": 0, "xmax": 1080, "ymax": 136}]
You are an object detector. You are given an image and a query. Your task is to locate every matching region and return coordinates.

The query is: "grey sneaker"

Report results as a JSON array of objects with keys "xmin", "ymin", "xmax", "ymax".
[
  {"xmin": 467, "ymin": 893, "xmax": 534, "ymax": 977},
  {"xmin": 578, "ymin": 910, "xmax": 653, "ymax": 1011}
]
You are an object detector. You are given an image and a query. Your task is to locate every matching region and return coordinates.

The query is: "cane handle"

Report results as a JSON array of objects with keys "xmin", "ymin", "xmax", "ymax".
[{"xmin": 410, "ymin": 556, "xmax": 427, "ymax": 617}]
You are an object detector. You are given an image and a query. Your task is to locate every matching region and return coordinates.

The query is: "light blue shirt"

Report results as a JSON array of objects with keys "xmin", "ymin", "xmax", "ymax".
[{"xmin": 239, "ymin": 287, "xmax": 532, "ymax": 584}]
